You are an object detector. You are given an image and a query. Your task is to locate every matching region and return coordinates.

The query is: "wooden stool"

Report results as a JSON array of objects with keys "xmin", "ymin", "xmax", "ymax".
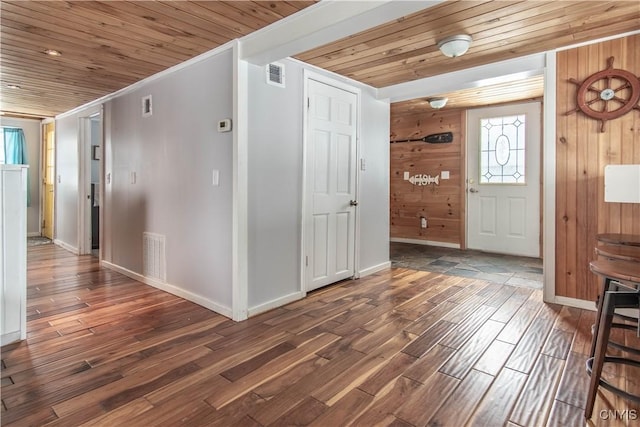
[
  {"xmin": 595, "ymin": 245, "xmax": 640, "ymax": 263},
  {"xmin": 586, "ymin": 260, "xmax": 640, "ymax": 419}
]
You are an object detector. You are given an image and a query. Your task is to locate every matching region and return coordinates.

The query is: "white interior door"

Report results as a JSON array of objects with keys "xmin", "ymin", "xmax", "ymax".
[
  {"xmin": 305, "ymin": 78, "xmax": 358, "ymax": 292},
  {"xmin": 467, "ymin": 102, "xmax": 541, "ymax": 257}
]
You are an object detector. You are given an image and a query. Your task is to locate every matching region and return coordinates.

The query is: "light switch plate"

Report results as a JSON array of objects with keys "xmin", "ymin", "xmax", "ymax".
[
  {"xmin": 403, "ymin": 171, "xmax": 410, "ymax": 180},
  {"xmin": 130, "ymin": 171, "xmax": 136, "ymax": 184},
  {"xmin": 441, "ymin": 171, "xmax": 450, "ymax": 179},
  {"xmin": 212, "ymin": 169, "xmax": 220, "ymax": 186}
]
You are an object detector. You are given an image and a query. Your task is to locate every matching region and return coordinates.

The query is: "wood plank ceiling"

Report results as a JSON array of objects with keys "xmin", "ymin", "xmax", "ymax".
[
  {"xmin": 0, "ymin": 1, "xmax": 316, "ymax": 118},
  {"xmin": 1, "ymin": 1, "xmax": 639, "ymax": 119},
  {"xmin": 297, "ymin": 1, "xmax": 640, "ymax": 88}
]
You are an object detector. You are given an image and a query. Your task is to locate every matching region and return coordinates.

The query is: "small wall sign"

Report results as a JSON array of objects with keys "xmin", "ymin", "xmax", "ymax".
[{"xmin": 407, "ymin": 174, "xmax": 440, "ymax": 186}]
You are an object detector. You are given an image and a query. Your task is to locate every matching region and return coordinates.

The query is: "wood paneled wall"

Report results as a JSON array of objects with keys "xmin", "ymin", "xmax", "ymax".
[
  {"xmin": 390, "ymin": 108, "xmax": 465, "ymax": 246},
  {"xmin": 556, "ymin": 34, "xmax": 640, "ymax": 301}
]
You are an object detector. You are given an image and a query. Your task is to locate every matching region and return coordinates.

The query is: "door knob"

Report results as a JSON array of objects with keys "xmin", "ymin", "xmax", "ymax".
[
  {"xmin": 350, "ymin": 200, "xmax": 358, "ymax": 206},
  {"xmin": 469, "ymin": 188, "xmax": 479, "ymax": 193}
]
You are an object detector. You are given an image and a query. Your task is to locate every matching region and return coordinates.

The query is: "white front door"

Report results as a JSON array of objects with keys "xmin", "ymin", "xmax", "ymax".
[
  {"xmin": 467, "ymin": 102, "xmax": 541, "ymax": 257},
  {"xmin": 305, "ymin": 78, "xmax": 358, "ymax": 292}
]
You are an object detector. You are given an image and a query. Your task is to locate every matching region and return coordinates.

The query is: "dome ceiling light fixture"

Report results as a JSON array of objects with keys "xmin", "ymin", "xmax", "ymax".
[
  {"xmin": 437, "ymin": 34, "xmax": 473, "ymax": 58},
  {"xmin": 428, "ymin": 97, "xmax": 448, "ymax": 109},
  {"xmin": 44, "ymin": 49, "xmax": 62, "ymax": 57}
]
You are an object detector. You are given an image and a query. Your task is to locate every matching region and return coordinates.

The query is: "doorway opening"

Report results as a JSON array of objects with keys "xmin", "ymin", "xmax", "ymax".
[
  {"xmin": 42, "ymin": 121, "xmax": 55, "ymax": 241},
  {"xmin": 79, "ymin": 113, "xmax": 102, "ymax": 257}
]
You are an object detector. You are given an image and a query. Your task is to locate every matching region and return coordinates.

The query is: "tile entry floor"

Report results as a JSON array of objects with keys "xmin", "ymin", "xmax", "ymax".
[{"xmin": 390, "ymin": 242, "xmax": 543, "ymax": 289}]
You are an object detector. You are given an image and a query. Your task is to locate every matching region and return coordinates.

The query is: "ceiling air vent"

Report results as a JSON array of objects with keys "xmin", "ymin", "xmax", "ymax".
[{"xmin": 266, "ymin": 62, "xmax": 285, "ymax": 88}]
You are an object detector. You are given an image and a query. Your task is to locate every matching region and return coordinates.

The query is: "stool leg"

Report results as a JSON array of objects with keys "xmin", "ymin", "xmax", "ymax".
[
  {"xmin": 590, "ymin": 277, "xmax": 612, "ymax": 358},
  {"xmin": 585, "ymin": 290, "xmax": 615, "ymax": 419}
]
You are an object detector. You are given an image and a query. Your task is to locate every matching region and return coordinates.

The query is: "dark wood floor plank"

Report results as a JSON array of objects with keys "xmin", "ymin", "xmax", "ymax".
[
  {"xmin": 427, "ymin": 369, "xmax": 494, "ymax": 427},
  {"xmin": 542, "ymin": 329, "xmax": 573, "ymax": 360},
  {"xmin": 504, "ymin": 310, "xmax": 558, "ymax": 374},
  {"xmin": 473, "ymin": 339, "xmax": 515, "ymax": 376},
  {"xmin": 249, "ymin": 349, "xmax": 366, "ymax": 425},
  {"xmin": 205, "ymin": 332, "xmax": 340, "ymax": 409},
  {"xmin": 467, "ymin": 367, "xmax": 528, "ymax": 427},
  {"xmin": 402, "ymin": 319, "xmax": 457, "ymax": 358},
  {"xmin": 1, "ymin": 244, "xmax": 635, "ymax": 427},
  {"xmin": 309, "ymin": 388, "xmax": 373, "ymax": 426},
  {"xmin": 402, "ymin": 344, "xmax": 456, "ymax": 385},
  {"xmin": 358, "ymin": 352, "xmax": 417, "ymax": 396},
  {"xmin": 439, "ymin": 319, "xmax": 504, "ymax": 379},
  {"xmin": 439, "ymin": 304, "xmax": 498, "ymax": 349},
  {"xmin": 509, "ymin": 354, "xmax": 565, "ymax": 427},
  {"xmin": 570, "ymin": 309, "xmax": 596, "ymax": 356},
  {"xmin": 554, "ymin": 351, "xmax": 589, "ymax": 409},
  {"xmin": 269, "ymin": 396, "xmax": 327, "ymax": 427},
  {"xmin": 394, "ymin": 372, "xmax": 459, "ymax": 426},
  {"xmin": 351, "ymin": 377, "xmax": 422, "ymax": 427},
  {"xmin": 546, "ymin": 399, "xmax": 584, "ymax": 427},
  {"xmin": 490, "ymin": 287, "xmax": 534, "ymax": 323}
]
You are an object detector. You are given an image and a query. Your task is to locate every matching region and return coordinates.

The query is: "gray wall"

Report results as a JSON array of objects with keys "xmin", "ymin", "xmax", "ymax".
[
  {"xmin": 247, "ymin": 59, "xmax": 390, "ymax": 310},
  {"xmin": 103, "ymin": 49, "xmax": 234, "ymax": 310},
  {"xmin": 0, "ymin": 117, "xmax": 41, "ymax": 235}
]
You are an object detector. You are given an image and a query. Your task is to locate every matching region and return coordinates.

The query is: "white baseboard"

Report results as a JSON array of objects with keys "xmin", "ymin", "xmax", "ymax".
[
  {"xmin": 53, "ymin": 239, "xmax": 79, "ymax": 255},
  {"xmin": 549, "ymin": 295, "xmax": 595, "ymax": 311},
  {"xmin": 359, "ymin": 261, "xmax": 391, "ymax": 277},
  {"xmin": 390, "ymin": 237, "xmax": 461, "ymax": 249},
  {"xmin": 1, "ymin": 331, "xmax": 22, "ymax": 346},
  {"xmin": 27, "ymin": 232, "xmax": 41, "ymax": 237},
  {"xmin": 101, "ymin": 261, "xmax": 233, "ymax": 319},
  {"xmin": 248, "ymin": 291, "xmax": 306, "ymax": 317}
]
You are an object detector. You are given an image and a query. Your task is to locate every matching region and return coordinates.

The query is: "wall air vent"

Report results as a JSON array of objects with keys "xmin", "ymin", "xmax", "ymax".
[
  {"xmin": 266, "ymin": 62, "xmax": 285, "ymax": 88},
  {"xmin": 142, "ymin": 95, "xmax": 152, "ymax": 118},
  {"xmin": 143, "ymin": 232, "xmax": 166, "ymax": 283}
]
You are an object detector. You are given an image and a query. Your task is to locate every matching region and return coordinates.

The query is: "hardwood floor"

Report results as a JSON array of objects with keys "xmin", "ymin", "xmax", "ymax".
[{"xmin": 1, "ymin": 244, "xmax": 639, "ymax": 426}]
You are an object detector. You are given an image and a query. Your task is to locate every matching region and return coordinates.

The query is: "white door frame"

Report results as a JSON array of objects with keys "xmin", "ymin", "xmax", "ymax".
[
  {"xmin": 301, "ymin": 70, "xmax": 362, "ymax": 293},
  {"xmin": 77, "ymin": 108, "xmax": 103, "ymax": 256},
  {"xmin": 465, "ymin": 101, "xmax": 541, "ymax": 257}
]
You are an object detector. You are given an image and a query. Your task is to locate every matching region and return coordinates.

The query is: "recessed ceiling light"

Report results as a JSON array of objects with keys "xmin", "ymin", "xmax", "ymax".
[
  {"xmin": 7, "ymin": 84, "xmax": 22, "ymax": 89},
  {"xmin": 44, "ymin": 49, "xmax": 62, "ymax": 56}
]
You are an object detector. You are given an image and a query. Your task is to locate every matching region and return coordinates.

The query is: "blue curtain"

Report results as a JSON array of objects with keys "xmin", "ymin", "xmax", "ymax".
[{"xmin": 3, "ymin": 127, "xmax": 30, "ymax": 206}]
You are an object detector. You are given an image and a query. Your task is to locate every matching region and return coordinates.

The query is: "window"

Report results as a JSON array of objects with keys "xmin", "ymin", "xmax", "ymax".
[{"xmin": 479, "ymin": 114, "xmax": 526, "ymax": 184}]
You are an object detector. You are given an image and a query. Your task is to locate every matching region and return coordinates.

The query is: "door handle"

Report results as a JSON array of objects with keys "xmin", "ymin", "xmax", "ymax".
[
  {"xmin": 469, "ymin": 188, "xmax": 479, "ymax": 193},
  {"xmin": 350, "ymin": 200, "xmax": 358, "ymax": 206}
]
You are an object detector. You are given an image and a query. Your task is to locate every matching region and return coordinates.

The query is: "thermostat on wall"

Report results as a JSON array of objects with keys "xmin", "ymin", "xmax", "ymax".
[{"xmin": 218, "ymin": 118, "xmax": 232, "ymax": 133}]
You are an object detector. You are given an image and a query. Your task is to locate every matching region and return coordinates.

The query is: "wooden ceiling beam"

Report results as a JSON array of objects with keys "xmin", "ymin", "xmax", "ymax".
[{"xmin": 240, "ymin": 0, "xmax": 443, "ymax": 65}]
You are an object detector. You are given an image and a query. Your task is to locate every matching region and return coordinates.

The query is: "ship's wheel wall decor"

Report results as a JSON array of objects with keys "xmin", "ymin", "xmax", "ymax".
[{"xmin": 565, "ymin": 56, "xmax": 640, "ymax": 132}]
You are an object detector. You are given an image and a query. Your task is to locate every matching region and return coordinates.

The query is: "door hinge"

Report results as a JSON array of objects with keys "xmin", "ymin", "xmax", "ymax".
[
  {"xmin": 307, "ymin": 98, "xmax": 310, "ymax": 109},
  {"xmin": 305, "ymin": 256, "xmax": 309, "ymax": 267}
]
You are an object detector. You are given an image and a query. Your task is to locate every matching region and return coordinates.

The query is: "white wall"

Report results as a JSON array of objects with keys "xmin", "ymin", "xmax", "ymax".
[
  {"xmin": 55, "ymin": 106, "xmax": 101, "ymax": 251},
  {"xmin": 0, "ymin": 117, "xmax": 41, "ymax": 235},
  {"xmin": 246, "ymin": 58, "xmax": 390, "ymax": 311},
  {"xmin": 91, "ymin": 118, "xmax": 100, "ymax": 184},
  {"xmin": 358, "ymin": 93, "xmax": 390, "ymax": 272},
  {"xmin": 103, "ymin": 48, "xmax": 234, "ymax": 312}
]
